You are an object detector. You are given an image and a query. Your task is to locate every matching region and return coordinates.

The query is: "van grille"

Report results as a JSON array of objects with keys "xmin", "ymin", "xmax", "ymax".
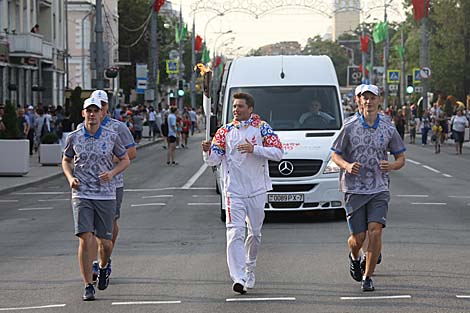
[
  {"xmin": 271, "ymin": 184, "xmax": 316, "ymax": 192},
  {"xmin": 269, "ymin": 159, "xmax": 323, "ymax": 177}
]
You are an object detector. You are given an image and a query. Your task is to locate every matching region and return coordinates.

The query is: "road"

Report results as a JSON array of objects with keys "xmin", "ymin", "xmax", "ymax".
[{"xmin": 0, "ymin": 133, "xmax": 469, "ymax": 313}]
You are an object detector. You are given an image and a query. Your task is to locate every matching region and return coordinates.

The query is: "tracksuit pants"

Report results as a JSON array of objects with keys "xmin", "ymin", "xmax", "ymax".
[{"xmin": 225, "ymin": 193, "xmax": 266, "ymax": 284}]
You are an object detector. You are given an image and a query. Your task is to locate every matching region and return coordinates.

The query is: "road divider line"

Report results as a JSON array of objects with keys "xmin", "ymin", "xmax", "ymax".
[
  {"xmin": 18, "ymin": 207, "xmax": 54, "ymax": 211},
  {"xmin": 112, "ymin": 301, "xmax": 181, "ymax": 305},
  {"xmin": 131, "ymin": 203, "xmax": 166, "ymax": 207},
  {"xmin": 38, "ymin": 199, "xmax": 69, "ymax": 202},
  {"xmin": 456, "ymin": 295, "xmax": 470, "ymax": 299},
  {"xmin": 125, "ymin": 187, "xmax": 213, "ymax": 192},
  {"xmin": 0, "ymin": 200, "xmax": 18, "ymax": 203},
  {"xmin": 411, "ymin": 202, "xmax": 447, "ymax": 205},
  {"xmin": 13, "ymin": 192, "xmax": 69, "ymax": 195},
  {"xmin": 449, "ymin": 195, "xmax": 470, "ymax": 199},
  {"xmin": 407, "ymin": 159, "xmax": 421, "ymax": 165},
  {"xmin": 192, "ymin": 195, "xmax": 219, "ymax": 198},
  {"xmin": 182, "ymin": 164, "xmax": 209, "ymax": 189},
  {"xmin": 0, "ymin": 304, "xmax": 66, "ymax": 311},
  {"xmin": 142, "ymin": 195, "xmax": 173, "ymax": 199},
  {"xmin": 341, "ymin": 295, "xmax": 411, "ymax": 300},
  {"xmin": 442, "ymin": 173, "xmax": 453, "ymax": 178},
  {"xmin": 396, "ymin": 195, "xmax": 429, "ymax": 198},
  {"xmin": 422, "ymin": 165, "xmax": 440, "ymax": 173},
  {"xmin": 226, "ymin": 297, "xmax": 296, "ymax": 302},
  {"xmin": 188, "ymin": 203, "xmax": 219, "ymax": 206}
]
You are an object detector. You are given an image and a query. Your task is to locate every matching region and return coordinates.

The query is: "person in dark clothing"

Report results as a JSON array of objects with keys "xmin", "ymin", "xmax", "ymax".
[{"xmin": 394, "ymin": 109, "xmax": 406, "ymax": 140}]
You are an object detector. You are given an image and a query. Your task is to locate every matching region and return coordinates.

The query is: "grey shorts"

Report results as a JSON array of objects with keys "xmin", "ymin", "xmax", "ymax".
[
  {"xmin": 344, "ymin": 191, "xmax": 390, "ymax": 234},
  {"xmin": 115, "ymin": 187, "xmax": 124, "ymax": 219},
  {"xmin": 71, "ymin": 198, "xmax": 116, "ymax": 240}
]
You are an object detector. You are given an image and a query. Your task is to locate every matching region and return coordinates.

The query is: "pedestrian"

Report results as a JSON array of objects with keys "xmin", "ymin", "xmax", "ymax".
[
  {"xmin": 132, "ymin": 109, "xmax": 144, "ymax": 143},
  {"xmin": 17, "ymin": 107, "xmax": 29, "ymax": 139},
  {"xmin": 181, "ymin": 113, "xmax": 191, "ymax": 148},
  {"xmin": 331, "ymin": 84, "xmax": 406, "ymax": 292},
  {"xmin": 189, "ymin": 107, "xmax": 197, "ymax": 135},
  {"xmin": 196, "ymin": 108, "xmax": 204, "ymax": 133},
  {"xmin": 420, "ymin": 111, "xmax": 431, "ymax": 146},
  {"xmin": 450, "ymin": 109, "xmax": 469, "ymax": 154},
  {"xmin": 25, "ymin": 106, "xmax": 36, "ymax": 155},
  {"xmin": 148, "ymin": 106, "xmax": 157, "ymax": 140},
  {"xmin": 409, "ymin": 114, "xmax": 416, "ymax": 144},
  {"xmin": 88, "ymin": 89, "xmax": 137, "ymax": 284},
  {"xmin": 201, "ymin": 92, "xmax": 283, "ymax": 294},
  {"xmin": 62, "ymin": 97, "xmax": 130, "ymax": 301},
  {"xmin": 161, "ymin": 111, "xmax": 169, "ymax": 149},
  {"xmin": 167, "ymin": 106, "xmax": 178, "ymax": 165},
  {"xmin": 431, "ymin": 117, "xmax": 442, "ymax": 153},
  {"xmin": 393, "ymin": 109, "xmax": 405, "ymax": 140}
]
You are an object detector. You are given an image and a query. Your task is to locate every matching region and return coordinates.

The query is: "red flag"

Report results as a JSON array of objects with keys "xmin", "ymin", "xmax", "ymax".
[
  {"xmin": 358, "ymin": 64, "xmax": 369, "ymax": 77},
  {"xmin": 195, "ymin": 35, "xmax": 203, "ymax": 52},
  {"xmin": 214, "ymin": 56, "xmax": 222, "ymax": 68},
  {"xmin": 360, "ymin": 35, "xmax": 369, "ymax": 52},
  {"xmin": 412, "ymin": 0, "xmax": 430, "ymax": 21},
  {"xmin": 154, "ymin": 0, "xmax": 165, "ymax": 13}
]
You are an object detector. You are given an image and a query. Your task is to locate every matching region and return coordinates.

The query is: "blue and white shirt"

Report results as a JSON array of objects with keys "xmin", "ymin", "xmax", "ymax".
[
  {"xmin": 331, "ymin": 114, "xmax": 406, "ymax": 194},
  {"xmin": 64, "ymin": 126, "xmax": 127, "ymax": 200}
]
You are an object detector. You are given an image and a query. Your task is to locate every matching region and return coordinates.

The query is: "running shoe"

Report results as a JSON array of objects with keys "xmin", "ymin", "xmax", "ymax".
[
  {"xmin": 106, "ymin": 258, "xmax": 112, "ymax": 277},
  {"xmin": 361, "ymin": 276, "xmax": 375, "ymax": 292},
  {"xmin": 82, "ymin": 283, "xmax": 95, "ymax": 301},
  {"xmin": 232, "ymin": 282, "xmax": 247, "ymax": 294},
  {"xmin": 245, "ymin": 271, "xmax": 255, "ymax": 289},
  {"xmin": 97, "ymin": 267, "xmax": 109, "ymax": 290},
  {"xmin": 349, "ymin": 252, "xmax": 363, "ymax": 282}
]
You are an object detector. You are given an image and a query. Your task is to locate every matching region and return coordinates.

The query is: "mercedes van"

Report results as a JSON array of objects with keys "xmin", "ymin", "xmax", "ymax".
[{"xmin": 213, "ymin": 55, "xmax": 344, "ymax": 220}]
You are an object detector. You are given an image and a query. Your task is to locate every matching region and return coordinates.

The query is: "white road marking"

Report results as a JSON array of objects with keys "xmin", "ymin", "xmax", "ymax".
[
  {"xmin": 192, "ymin": 195, "xmax": 219, "ymax": 198},
  {"xmin": 411, "ymin": 202, "xmax": 447, "ymax": 206},
  {"xmin": 187, "ymin": 203, "xmax": 219, "ymax": 206},
  {"xmin": 13, "ymin": 192, "xmax": 68, "ymax": 195},
  {"xmin": 131, "ymin": 203, "xmax": 166, "ymax": 207},
  {"xmin": 182, "ymin": 164, "xmax": 209, "ymax": 189},
  {"xmin": 125, "ymin": 187, "xmax": 213, "ymax": 192},
  {"xmin": 37, "ymin": 199, "xmax": 69, "ymax": 202},
  {"xmin": 407, "ymin": 159, "xmax": 421, "ymax": 165},
  {"xmin": 341, "ymin": 295, "xmax": 411, "ymax": 300},
  {"xmin": 18, "ymin": 207, "xmax": 54, "ymax": 211},
  {"xmin": 449, "ymin": 195, "xmax": 470, "ymax": 199},
  {"xmin": 456, "ymin": 295, "xmax": 470, "ymax": 299},
  {"xmin": 226, "ymin": 297, "xmax": 296, "ymax": 302},
  {"xmin": 112, "ymin": 301, "xmax": 181, "ymax": 305},
  {"xmin": 422, "ymin": 165, "xmax": 441, "ymax": 173},
  {"xmin": 442, "ymin": 173, "xmax": 453, "ymax": 178},
  {"xmin": 0, "ymin": 200, "xmax": 18, "ymax": 203},
  {"xmin": 396, "ymin": 195, "xmax": 429, "ymax": 198},
  {"xmin": 0, "ymin": 304, "xmax": 66, "ymax": 311},
  {"xmin": 142, "ymin": 195, "xmax": 173, "ymax": 199}
]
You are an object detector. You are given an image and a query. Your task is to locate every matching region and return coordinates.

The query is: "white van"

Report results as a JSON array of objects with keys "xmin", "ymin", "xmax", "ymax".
[{"xmin": 213, "ymin": 55, "xmax": 344, "ymax": 221}]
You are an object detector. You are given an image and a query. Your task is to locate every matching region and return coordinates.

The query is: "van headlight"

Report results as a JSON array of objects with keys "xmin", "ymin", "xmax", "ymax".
[{"xmin": 323, "ymin": 158, "xmax": 340, "ymax": 174}]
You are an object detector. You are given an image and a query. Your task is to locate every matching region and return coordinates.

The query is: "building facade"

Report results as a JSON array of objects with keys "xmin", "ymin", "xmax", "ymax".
[
  {"xmin": 67, "ymin": 0, "xmax": 118, "ymax": 92},
  {"xmin": 0, "ymin": 0, "xmax": 66, "ymax": 107},
  {"xmin": 332, "ymin": 0, "xmax": 360, "ymax": 41}
]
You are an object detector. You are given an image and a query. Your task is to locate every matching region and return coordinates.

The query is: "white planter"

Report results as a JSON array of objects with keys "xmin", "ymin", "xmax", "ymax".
[
  {"xmin": 39, "ymin": 144, "xmax": 63, "ymax": 165},
  {"xmin": 0, "ymin": 139, "xmax": 30, "ymax": 176}
]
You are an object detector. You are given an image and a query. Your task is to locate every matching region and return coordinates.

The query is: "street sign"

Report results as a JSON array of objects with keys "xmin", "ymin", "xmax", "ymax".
[
  {"xmin": 166, "ymin": 59, "xmax": 179, "ymax": 74},
  {"xmin": 388, "ymin": 84, "xmax": 399, "ymax": 91},
  {"xmin": 136, "ymin": 63, "xmax": 148, "ymax": 94},
  {"xmin": 420, "ymin": 67, "xmax": 431, "ymax": 79},
  {"xmin": 347, "ymin": 66, "xmax": 362, "ymax": 87},
  {"xmin": 169, "ymin": 49, "xmax": 179, "ymax": 60},
  {"xmin": 413, "ymin": 68, "xmax": 421, "ymax": 84},
  {"xmin": 387, "ymin": 70, "xmax": 400, "ymax": 84},
  {"xmin": 415, "ymin": 86, "xmax": 423, "ymax": 93}
]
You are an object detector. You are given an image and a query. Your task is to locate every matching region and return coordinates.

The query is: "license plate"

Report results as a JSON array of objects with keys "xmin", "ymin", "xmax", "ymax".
[{"xmin": 268, "ymin": 194, "xmax": 304, "ymax": 202}]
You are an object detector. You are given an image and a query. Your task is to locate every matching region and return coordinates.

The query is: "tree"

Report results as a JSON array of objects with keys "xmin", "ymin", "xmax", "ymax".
[
  {"xmin": 0, "ymin": 101, "xmax": 20, "ymax": 139},
  {"xmin": 302, "ymin": 36, "xmax": 349, "ymax": 86}
]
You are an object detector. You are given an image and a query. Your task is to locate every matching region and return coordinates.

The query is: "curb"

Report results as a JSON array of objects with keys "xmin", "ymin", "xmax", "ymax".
[{"xmin": 0, "ymin": 138, "xmax": 163, "ymax": 196}]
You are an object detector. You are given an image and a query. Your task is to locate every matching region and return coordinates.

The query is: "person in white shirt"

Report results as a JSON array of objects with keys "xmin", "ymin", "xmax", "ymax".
[
  {"xmin": 450, "ymin": 109, "xmax": 469, "ymax": 154},
  {"xmin": 201, "ymin": 92, "xmax": 283, "ymax": 294}
]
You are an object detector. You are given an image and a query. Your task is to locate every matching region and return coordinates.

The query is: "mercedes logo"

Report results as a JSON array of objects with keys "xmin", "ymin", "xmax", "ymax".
[{"xmin": 278, "ymin": 160, "xmax": 294, "ymax": 176}]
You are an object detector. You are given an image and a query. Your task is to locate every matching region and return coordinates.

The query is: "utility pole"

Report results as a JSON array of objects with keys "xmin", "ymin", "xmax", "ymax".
[
  {"xmin": 95, "ymin": 0, "xmax": 105, "ymax": 90},
  {"xmin": 420, "ymin": 0, "xmax": 429, "ymax": 110},
  {"xmin": 400, "ymin": 28, "xmax": 406, "ymax": 107},
  {"xmin": 191, "ymin": 18, "xmax": 196, "ymax": 109},
  {"xmin": 149, "ymin": 3, "xmax": 158, "ymax": 108},
  {"xmin": 370, "ymin": 41, "xmax": 374, "ymax": 84},
  {"xmin": 361, "ymin": 29, "xmax": 366, "ymax": 82},
  {"xmin": 383, "ymin": 0, "xmax": 389, "ymax": 110},
  {"xmin": 177, "ymin": 6, "xmax": 184, "ymax": 111}
]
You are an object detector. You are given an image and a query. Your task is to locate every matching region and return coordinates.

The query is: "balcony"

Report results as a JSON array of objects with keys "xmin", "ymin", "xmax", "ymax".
[
  {"xmin": 8, "ymin": 33, "xmax": 43, "ymax": 57},
  {"xmin": 42, "ymin": 41, "xmax": 53, "ymax": 62}
]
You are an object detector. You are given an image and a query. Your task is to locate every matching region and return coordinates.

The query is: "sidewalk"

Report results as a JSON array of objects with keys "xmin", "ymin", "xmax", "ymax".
[{"xmin": 0, "ymin": 137, "xmax": 163, "ymax": 196}]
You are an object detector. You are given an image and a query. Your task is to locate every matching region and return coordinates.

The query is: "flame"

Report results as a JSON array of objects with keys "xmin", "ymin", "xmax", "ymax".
[{"xmin": 194, "ymin": 63, "xmax": 211, "ymax": 76}]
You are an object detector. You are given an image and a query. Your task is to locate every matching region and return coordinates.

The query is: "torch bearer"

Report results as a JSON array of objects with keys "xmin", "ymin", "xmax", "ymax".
[{"xmin": 194, "ymin": 63, "xmax": 213, "ymax": 142}]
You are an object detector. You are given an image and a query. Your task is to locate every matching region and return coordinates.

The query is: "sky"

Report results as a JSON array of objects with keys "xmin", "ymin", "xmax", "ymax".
[{"xmin": 167, "ymin": 0, "xmax": 406, "ymax": 57}]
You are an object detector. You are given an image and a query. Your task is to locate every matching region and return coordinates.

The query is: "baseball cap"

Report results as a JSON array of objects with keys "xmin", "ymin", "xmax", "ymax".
[
  {"xmin": 28, "ymin": 105, "xmax": 34, "ymax": 110},
  {"xmin": 361, "ymin": 84, "xmax": 379, "ymax": 96},
  {"xmin": 91, "ymin": 90, "xmax": 108, "ymax": 103},
  {"xmin": 83, "ymin": 97, "xmax": 102, "ymax": 109},
  {"xmin": 355, "ymin": 84, "xmax": 364, "ymax": 96}
]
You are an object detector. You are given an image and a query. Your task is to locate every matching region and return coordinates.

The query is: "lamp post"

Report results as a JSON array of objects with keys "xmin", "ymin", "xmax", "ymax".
[
  {"xmin": 213, "ymin": 30, "xmax": 233, "ymax": 57},
  {"xmin": 383, "ymin": 0, "xmax": 390, "ymax": 111},
  {"xmin": 340, "ymin": 45, "xmax": 355, "ymax": 65}
]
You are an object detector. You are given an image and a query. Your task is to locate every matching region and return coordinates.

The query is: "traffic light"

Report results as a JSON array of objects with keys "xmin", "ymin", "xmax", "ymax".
[
  {"xmin": 177, "ymin": 80, "xmax": 185, "ymax": 97},
  {"xmin": 406, "ymin": 74, "xmax": 414, "ymax": 94},
  {"xmin": 169, "ymin": 89, "xmax": 175, "ymax": 98}
]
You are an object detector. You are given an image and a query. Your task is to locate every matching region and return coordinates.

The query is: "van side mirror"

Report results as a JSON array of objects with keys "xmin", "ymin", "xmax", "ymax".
[{"xmin": 210, "ymin": 115, "xmax": 217, "ymax": 137}]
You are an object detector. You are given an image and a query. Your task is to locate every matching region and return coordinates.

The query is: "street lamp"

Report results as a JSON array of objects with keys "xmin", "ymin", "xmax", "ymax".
[
  {"xmin": 340, "ymin": 45, "xmax": 355, "ymax": 65},
  {"xmin": 213, "ymin": 30, "xmax": 233, "ymax": 57},
  {"xmin": 203, "ymin": 13, "xmax": 225, "ymax": 41}
]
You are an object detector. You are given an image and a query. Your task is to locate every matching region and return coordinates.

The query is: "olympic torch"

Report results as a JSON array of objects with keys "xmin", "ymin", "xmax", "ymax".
[{"xmin": 194, "ymin": 63, "xmax": 212, "ymax": 141}]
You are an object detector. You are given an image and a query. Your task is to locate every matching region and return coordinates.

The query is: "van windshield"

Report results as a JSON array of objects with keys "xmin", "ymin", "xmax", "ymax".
[{"xmin": 226, "ymin": 86, "xmax": 342, "ymax": 131}]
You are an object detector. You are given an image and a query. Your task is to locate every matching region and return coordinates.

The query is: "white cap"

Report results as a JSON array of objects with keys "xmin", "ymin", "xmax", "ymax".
[
  {"xmin": 83, "ymin": 97, "xmax": 102, "ymax": 109},
  {"xmin": 28, "ymin": 105, "xmax": 34, "ymax": 110},
  {"xmin": 91, "ymin": 90, "xmax": 108, "ymax": 103},
  {"xmin": 354, "ymin": 84, "xmax": 364, "ymax": 96},
  {"xmin": 361, "ymin": 84, "xmax": 379, "ymax": 96}
]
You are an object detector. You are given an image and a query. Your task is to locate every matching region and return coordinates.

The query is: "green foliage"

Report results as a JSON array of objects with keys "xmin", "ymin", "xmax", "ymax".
[
  {"xmin": 70, "ymin": 86, "xmax": 84, "ymax": 127},
  {"xmin": 302, "ymin": 36, "xmax": 349, "ymax": 86},
  {"xmin": 41, "ymin": 132, "xmax": 59, "ymax": 144},
  {"xmin": 0, "ymin": 101, "xmax": 20, "ymax": 139}
]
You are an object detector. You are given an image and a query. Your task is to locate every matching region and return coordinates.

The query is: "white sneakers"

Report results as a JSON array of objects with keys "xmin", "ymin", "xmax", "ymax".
[{"xmin": 245, "ymin": 271, "xmax": 255, "ymax": 289}]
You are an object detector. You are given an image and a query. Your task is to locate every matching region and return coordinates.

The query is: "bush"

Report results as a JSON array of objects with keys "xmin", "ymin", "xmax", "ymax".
[
  {"xmin": 0, "ymin": 101, "xmax": 20, "ymax": 139},
  {"xmin": 41, "ymin": 132, "xmax": 59, "ymax": 144}
]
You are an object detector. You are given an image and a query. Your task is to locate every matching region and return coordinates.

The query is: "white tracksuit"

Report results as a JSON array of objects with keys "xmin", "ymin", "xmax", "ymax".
[{"xmin": 204, "ymin": 114, "xmax": 283, "ymax": 285}]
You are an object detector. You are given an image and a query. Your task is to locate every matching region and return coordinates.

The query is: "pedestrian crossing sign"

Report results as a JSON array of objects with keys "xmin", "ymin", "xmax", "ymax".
[
  {"xmin": 413, "ymin": 68, "xmax": 421, "ymax": 84},
  {"xmin": 387, "ymin": 70, "xmax": 400, "ymax": 83},
  {"xmin": 166, "ymin": 59, "xmax": 179, "ymax": 74}
]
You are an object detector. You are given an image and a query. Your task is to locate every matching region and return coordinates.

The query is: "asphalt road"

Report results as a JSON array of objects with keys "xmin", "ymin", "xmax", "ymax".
[{"xmin": 0, "ymin": 134, "xmax": 469, "ymax": 313}]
